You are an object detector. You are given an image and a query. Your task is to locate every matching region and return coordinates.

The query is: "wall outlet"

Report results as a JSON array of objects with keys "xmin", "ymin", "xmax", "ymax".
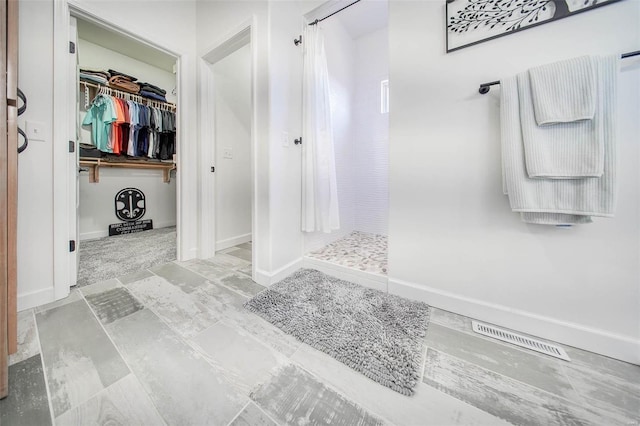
[
  {"xmin": 223, "ymin": 147, "xmax": 233, "ymax": 159},
  {"xmin": 282, "ymin": 131, "xmax": 290, "ymax": 148},
  {"xmin": 26, "ymin": 120, "xmax": 47, "ymax": 142}
]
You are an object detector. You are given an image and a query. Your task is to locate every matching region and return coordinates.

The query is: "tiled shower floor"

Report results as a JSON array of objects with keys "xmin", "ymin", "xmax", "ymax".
[{"xmin": 306, "ymin": 231, "xmax": 388, "ymax": 275}]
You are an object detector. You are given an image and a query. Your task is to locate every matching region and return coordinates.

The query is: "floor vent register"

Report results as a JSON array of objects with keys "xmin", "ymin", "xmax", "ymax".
[{"xmin": 472, "ymin": 321, "xmax": 571, "ymax": 361}]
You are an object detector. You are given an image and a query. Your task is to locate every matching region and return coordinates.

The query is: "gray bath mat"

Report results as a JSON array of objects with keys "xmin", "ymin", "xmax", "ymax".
[{"xmin": 244, "ymin": 269, "xmax": 430, "ymax": 396}]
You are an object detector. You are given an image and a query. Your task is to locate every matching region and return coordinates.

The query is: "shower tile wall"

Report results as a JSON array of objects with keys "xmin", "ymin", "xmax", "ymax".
[
  {"xmin": 353, "ymin": 28, "xmax": 389, "ymax": 236},
  {"xmin": 304, "ymin": 14, "xmax": 389, "ymax": 255}
]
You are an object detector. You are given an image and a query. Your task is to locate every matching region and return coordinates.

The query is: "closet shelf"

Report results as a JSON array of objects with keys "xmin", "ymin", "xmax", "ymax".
[{"xmin": 79, "ymin": 157, "xmax": 176, "ymax": 183}]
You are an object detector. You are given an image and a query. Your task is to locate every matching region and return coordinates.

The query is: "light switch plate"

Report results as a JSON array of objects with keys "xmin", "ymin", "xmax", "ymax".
[
  {"xmin": 223, "ymin": 147, "xmax": 233, "ymax": 159},
  {"xmin": 26, "ymin": 120, "xmax": 47, "ymax": 142},
  {"xmin": 282, "ymin": 131, "xmax": 290, "ymax": 147}
]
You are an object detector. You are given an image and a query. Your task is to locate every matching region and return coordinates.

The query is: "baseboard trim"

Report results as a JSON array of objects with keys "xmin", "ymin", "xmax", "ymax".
[
  {"xmin": 216, "ymin": 233, "xmax": 252, "ymax": 251},
  {"xmin": 255, "ymin": 257, "xmax": 303, "ymax": 287},
  {"xmin": 17, "ymin": 287, "xmax": 56, "ymax": 312},
  {"xmin": 80, "ymin": 221, "xmax": 177, "ymax": 241},
  {"xmin": 388, "ymin": 277, "xmax": 639, "ymax": 365},
  {"xmin": 303, "ymin": 257, "xmax": 388, "ymax": 293}
]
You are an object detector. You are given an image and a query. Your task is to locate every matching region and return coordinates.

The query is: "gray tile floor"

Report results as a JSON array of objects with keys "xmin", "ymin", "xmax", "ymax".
[{"xmin": 2, "ymin": 243, "xmax": 639, "ymax": 425}]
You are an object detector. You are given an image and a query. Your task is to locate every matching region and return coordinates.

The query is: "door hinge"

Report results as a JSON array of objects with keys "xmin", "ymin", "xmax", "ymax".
[
  {"xmin": 69, "ymin": 140, "xmax": 75, "ymax": 153},
  {"xmin": 69, "ymin": 41, "xmax": 76, "ymax": 54},
  {"xmin": 211, "ymin": 166, "xmax": 215, "ymax": 173},
  {"xmin": 69, "ymin": 240, "xmax": 76, "ymax": 252}
]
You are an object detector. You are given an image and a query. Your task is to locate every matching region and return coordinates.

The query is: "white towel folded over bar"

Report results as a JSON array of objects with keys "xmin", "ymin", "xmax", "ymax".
[
  {"xmin": 529, "ymin": 55, "xmax": 596, "ymax": 125},
  {"xmin": 500, "ymin": 55, "xmax": 619, "ymax": 225},
  {"xmin": 519, "ymin": 56, "xmax": 614, "ymax": 179}
]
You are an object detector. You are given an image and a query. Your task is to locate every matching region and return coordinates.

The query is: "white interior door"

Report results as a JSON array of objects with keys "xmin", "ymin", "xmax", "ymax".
[{"xmin": 68, "ymin": 16, "xmax": 78, "ymax": 286}]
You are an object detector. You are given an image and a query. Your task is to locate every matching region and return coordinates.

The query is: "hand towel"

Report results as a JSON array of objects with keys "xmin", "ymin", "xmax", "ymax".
[
  {"xmin": 519, "ymin": 71, "xmax": 604, "ymax": 179},
  {"xmin": 500, "ymin": 55, "xmax": 619, "ymax": 224},
  {"xmin": 519, "ymin": 56, "xmax": 610, "ymax": 179},
  {"xmin": 529, "ymin": 56, "xmax": 596, "ymax": 125}
]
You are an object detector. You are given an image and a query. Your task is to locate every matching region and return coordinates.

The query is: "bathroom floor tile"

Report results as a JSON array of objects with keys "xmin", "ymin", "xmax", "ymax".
[{"xmin": 36, "ymin": 300, "xmax": 130, "ymax": 417}]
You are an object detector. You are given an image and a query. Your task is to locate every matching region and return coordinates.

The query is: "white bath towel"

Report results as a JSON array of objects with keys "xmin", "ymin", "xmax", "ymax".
[
  {"xmin": 529, "ymin": 55, "xmax": 596, "ymax": 125},
  {"xmin": 519, "ymin": 56, "xmax": 609, "ymax": 179},
  {"xmin": 500, "ymin": 55, "xmax": 619, "ymax": 225},
  {"xmin": 520, "ymin": 212, "xmax": 593, "ymax": 225}
]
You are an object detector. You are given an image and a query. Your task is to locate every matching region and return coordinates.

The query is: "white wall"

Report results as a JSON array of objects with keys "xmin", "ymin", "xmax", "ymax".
[
  {"xmin": 212, "ymin": 44, "xmax": 252, "ymax": 249},
  {"xmin": 17, "ymin": 0, "xmax": 197, "ymax": 310},
  {"xmin": 197, "ymin": 0, "xmax": 325, "ymax": 283},
  {"xmin": 78, "ymin": 38, "xmax": 176, "ymax": 104},
  {"xmin": 388, "ymin": 0, "xmax": 640, "ymax": 363},
  {"xmin": 353, "ymin": 27, "xmax": 388, "ymax": 236},
  {"xmin": 79, "ymin": 170, "xmax": 176, "ymax": 240},
  {"xmin": 17, "ymin": 0, "xmax": 55, "ymax": 309}
]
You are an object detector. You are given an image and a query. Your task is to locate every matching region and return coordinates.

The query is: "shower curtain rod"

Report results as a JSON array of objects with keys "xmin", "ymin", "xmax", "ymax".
[
  {"xmin": 478, "ymin": 50, "xmax": 640, "ymax": 94},
  {"xmin": 294, "ymin": 0, "xmax": 362, "ymax": 45},
  {"xmin": 309, "ymin": 0, "xmax": 361, "ymax": 26}
]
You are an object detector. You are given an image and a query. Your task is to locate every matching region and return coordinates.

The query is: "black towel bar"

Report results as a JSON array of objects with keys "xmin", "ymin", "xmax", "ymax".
[{"xmin": 478, "ymin": 50, "xmax": 640, "ymax": 94}]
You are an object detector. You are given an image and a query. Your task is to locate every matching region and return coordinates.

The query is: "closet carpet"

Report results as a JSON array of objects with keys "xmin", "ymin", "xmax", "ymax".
[{"xmin": 77, "ymin": 226, "xmax": 176, "ymax": 287}]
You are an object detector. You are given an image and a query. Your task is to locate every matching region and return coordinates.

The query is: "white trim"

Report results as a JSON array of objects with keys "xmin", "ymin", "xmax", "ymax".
[
  {"xmin": 79, "ymin": 221, "xmax": 177, "ymax": 241},
  {"xmin": 53, "ymin": 0, "xmax": 72, "ymax": 301},
  {"xmin": 388, "ymin": 277, "xmax": 640, "ymax": 365},
  {"xmin": 199, "ymin": 18, "xmax": 253, "ymax": 60},
  {"xmin": 17, "ymin": 288, "xmax": 56, "ymax": 312},
  {"xmin": 216, "ymin": 233, "xmax": 252, "ymax": 252},
  {"xmin": 255, "ymin": 257, "xmax": 303, "ymax": 287},
  {"xmin": 303, "ymin": 257, "xmax": 388, "ymax": 293}
]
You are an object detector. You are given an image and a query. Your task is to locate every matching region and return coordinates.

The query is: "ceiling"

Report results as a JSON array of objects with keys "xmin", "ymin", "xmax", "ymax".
[
  {"xmin": 77, "ymin": 19, "xmax": 175, "ymax": 72},
  {"xmin": 333, "ymin": 0, "xmax": 388, "ymax": 40}
]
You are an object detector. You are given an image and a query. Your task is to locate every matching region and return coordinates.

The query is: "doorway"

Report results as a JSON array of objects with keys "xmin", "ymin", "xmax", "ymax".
[
  {"xmin": 73, "ymin": 17, "xmax": 179, "ymax": 287},
  {"xmin": 52, "ymin": 2, "xmax": 191, "ymax": 300},
  {"xmin": 200, "ymin": 23, "xmax": 257, "ymax": 281}
]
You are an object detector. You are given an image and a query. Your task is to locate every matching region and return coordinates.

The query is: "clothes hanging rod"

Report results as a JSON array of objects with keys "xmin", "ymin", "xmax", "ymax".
[
  {"xmin": 294, "ymin": 0, "xmax": 362, "ymax": 45},
  {"xmin": 478, "ymin": 50, "xmax": 640, "ymax": 94},
  {"xmin": 79, "ymin": 80, "xmax": 176, "ymax": 109}
]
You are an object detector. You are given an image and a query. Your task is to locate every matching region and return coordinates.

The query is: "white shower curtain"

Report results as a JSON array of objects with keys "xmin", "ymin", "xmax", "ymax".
[{"xmin": 301, "ymin": 24, "xmax": 340, "ymax": 233}]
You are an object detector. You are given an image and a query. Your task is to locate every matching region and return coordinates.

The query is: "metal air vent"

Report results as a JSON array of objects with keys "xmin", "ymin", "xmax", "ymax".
[{"xmin": 472, "ymin": 321, "xmax": 571, "ymax": 361}]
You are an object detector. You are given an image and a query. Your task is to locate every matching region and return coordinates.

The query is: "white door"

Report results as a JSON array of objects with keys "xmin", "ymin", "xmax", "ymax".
[{"xmin": 68, "ymin": 16, "xmax": 78, "ymax": 287}]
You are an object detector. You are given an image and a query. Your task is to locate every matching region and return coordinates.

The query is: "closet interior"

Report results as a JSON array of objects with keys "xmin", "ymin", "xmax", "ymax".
[
  {"xmin": 76, "ymin": 19, "xmax": 178, "ymax": 286},
  {"xmin": 304, "ymin": 1, "xmax": 389, "ymax": 283}
]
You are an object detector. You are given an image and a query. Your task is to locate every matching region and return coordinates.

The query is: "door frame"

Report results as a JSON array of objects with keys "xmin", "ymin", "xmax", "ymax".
[
  {"xmin": 199, "ymin": 18, "xmax": 258, "ymax": 280},
  {"xmin": 52, "ymin": 0, "xmax": 190, "ymax": 300}
]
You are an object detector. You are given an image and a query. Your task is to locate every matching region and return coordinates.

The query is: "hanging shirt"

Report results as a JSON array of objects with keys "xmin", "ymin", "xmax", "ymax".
[
  {"xmin": 127, "ymin": 101, "xmax": 139, "ymax": 156},
  {"xmin": 111, "ymin": 97, "xmax": 127, "ymax": 155},
  {"xmin": 137, "ymin": 104, "xmax": 150, "ymax": 157},
  {"xmin": 119, "ymin": 100, "xmax": 130, "ymax": 155},
  {"xmin": 82, "ymin": 94, "xmax": 117, "ymax": 152}
]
